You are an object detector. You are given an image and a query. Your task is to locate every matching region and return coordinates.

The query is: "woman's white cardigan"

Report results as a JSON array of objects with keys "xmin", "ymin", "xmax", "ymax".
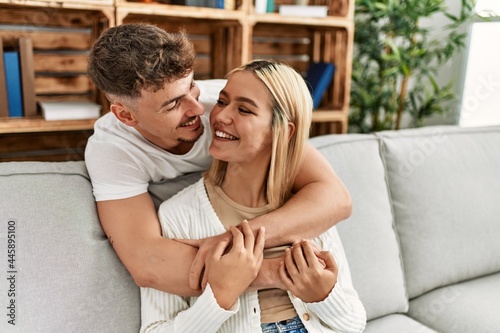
[{"xmin": 140, "ymin": 179, "xmax": 367, "ymax": 333}]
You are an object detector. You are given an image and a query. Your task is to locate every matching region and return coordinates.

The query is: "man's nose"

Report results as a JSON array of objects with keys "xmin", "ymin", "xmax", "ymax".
[{"xmin": 185, "ymin": 96, "xmax": 205, "ymax": 117}]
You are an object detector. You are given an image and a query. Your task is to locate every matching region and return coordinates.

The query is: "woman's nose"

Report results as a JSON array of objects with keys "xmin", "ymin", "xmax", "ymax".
[{"xmin": 214, "ymin": 105, "xmax": 232, "ymax": 124}]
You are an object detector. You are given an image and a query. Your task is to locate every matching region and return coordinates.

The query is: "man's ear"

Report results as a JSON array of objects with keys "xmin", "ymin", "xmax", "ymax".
[
  {"xmin": 288, "ymin": 122, "xmax": 296, "ymax": 139},
  {"xmin": 110, "ymin": 102, "xmax": 138, "ymax": 126}
]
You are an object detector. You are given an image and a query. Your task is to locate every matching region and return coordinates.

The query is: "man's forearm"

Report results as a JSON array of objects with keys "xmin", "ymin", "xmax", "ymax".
[
  {"xmin": 130, "ymin": 237, "xmax": 202, "ymax": 297},
  {"xmin": 96, "ymin": 195, "xmax": 203, "ymax": 297},
  {"xmin": 246, "ymin": 144, "xmax": 352, "ymax": 248},
  {"xmin": 248, "ymin": 180, "xmax": 351, "ymax": 248},
  {"xmin": 248, "ymin": 257, "xmax": 283, "ymax": 291}
]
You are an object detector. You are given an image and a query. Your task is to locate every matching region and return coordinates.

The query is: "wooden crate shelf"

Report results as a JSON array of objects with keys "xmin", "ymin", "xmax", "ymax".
[{"xmin": 0, "ymin": 0, "xmax": 354, "ymax": 160}]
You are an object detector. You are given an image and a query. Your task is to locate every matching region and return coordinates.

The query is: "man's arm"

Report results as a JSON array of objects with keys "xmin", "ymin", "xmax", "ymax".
[
  {"xmin": 186, "ymin": 143, "xmax": 351, "ymax": 289},
  {"xmin": 96, "ymin": 192, "xmax": 201, "ymax": 296},
  {"xmin": 249, "ymin": 143, "xmax": 352, "ymax": 246}
]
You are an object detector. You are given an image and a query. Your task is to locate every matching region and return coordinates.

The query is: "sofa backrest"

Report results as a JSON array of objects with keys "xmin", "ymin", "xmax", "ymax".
[
  {"xmin": 311, "ymin": 125, "xmax": 500, "ymax": 318},
  {"xmin": 0, "ymin": 161, "xmax": 140, "ymax": 332},
  {"xmin": 310, "ymin": 134, "xmax": 409, "ymax": 321},
  {"xmin": 378, "ymin": 125, "xmax": 500, "ymax": 299}
]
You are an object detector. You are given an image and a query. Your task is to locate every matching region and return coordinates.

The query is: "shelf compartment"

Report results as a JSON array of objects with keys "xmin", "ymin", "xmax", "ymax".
[
  {"xmin": 0, "ymin": 129, "xmax": 93, "ymax": 162},
  {"xmin": 0, "ymin": 4, "xmax": 112, "ymax": 116},
  {"xmin": 251, "ymin": 24, "xmax": 352, "ymax": 108}
]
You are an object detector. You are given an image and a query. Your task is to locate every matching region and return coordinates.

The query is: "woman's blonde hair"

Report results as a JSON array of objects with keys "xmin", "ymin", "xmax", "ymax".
[{"xmin": 205, "ymin": 59, "xmax": 313, "ymax": 209}]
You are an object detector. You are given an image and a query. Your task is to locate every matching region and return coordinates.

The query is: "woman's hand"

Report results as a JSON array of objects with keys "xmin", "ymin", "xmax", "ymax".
[
  {"xmin": 279, "ymin": 239, "xmax": 338, "ymax": 303},
  {"xmin": 207, "ymin": 221, "xmax": 265, "ymax": 309}
]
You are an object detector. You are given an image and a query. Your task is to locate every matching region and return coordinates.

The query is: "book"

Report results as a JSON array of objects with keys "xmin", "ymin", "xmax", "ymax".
[
  {"xmin": 170, "ymin": 0, "xmax": 203, "ymax": 6},
  {"xmin": 266, "ymin": 0, "xmax": 275, "ymax": 13},
  {"xmin": 0, "ymin": 38, "xmax": 9, "ymax": 117},
  {"xmin": 19, "ymin": 37, "xmax": 37, "ymax": 117},
  {"xmin": 3, "ymin": 51, "xmax": 23, "ymax": 117},
  {"xmin": 304, "ymin": 62, "xmax": 335, "ymax": 109},
  {"xmin": 224, "ymin": 0, "xmax": 235, "ymax": 10},
  {"xmin": 255, "ymin": 0, "xmax": 267, "ymax": 13},
  {"xmin": 279, "ymin": 5, "xmax": 328, "ymax": 18},
  {"xmin": 39, "ymin": 100, "xmax": 101, "ymax": 121}
]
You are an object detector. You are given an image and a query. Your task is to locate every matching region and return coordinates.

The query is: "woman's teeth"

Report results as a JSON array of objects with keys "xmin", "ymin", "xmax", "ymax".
[{"xmin": 215, "ymin": 130, "xmax": 237, "ymax": 140}]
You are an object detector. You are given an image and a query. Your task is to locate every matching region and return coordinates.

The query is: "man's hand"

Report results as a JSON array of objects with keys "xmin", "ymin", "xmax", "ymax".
[
  {"xmin": 175, "ymin": 231, "xmax": 232, "ymax": 290},
  {"xmin": 279, "ymin": 239, "xmax": 338, "ymax": 303}
]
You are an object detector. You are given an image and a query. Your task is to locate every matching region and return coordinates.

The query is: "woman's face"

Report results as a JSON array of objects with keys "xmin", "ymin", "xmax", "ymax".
[{"xmin": 209, "ymin": 71, "xmax": 273, "ymax": 166}]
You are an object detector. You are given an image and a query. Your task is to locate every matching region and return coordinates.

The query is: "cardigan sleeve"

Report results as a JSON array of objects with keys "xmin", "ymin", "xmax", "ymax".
[
  {"xmin": 141, "ymin": 181, "xmax": 238, "ymax": 332},
  {"xmin": 291, "ymin": 227, "xmax": 367, "ymax": 333},
  {"xmin": 142, "ymin": 284, "xmax": 239, "ymax": 333}
]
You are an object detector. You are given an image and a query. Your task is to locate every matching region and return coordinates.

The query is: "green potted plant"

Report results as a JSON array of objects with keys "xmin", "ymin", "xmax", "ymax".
[{"xmin": 349, "ymin": 0, "xmax": 476, "ymax": 133}]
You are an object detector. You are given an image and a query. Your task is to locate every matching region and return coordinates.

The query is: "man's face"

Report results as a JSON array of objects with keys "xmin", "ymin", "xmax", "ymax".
[{"xmin": 118, "ymin": 72, "xmax": 205, "ymax": 155}]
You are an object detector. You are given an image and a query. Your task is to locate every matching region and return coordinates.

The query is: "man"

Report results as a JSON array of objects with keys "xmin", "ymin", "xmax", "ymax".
[{"xmin": 85, "ymin": 23, "xmax": 351, "ymax": 296}]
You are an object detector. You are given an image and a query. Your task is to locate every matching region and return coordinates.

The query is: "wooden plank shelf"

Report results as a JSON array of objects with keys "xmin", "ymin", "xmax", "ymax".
[
  {"xmin": 248, "ymin": 13, "xmax": 353, "ymax": 29},
  {"xmin": 0, "ymin": 117, "xmax": 96, "ymax": 134}
]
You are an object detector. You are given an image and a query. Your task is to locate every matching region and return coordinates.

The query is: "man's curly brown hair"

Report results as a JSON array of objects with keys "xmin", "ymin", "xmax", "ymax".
[{"xmin": 88, "ymin": 23, "xmax": 195, "ymax": 99}]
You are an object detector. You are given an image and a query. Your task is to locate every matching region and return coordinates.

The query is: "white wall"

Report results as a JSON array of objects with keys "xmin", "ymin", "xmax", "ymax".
[
  {"xmin": 459, "ymin": 21, "xmax": 500, "ymax": 127},
  {"xmin": 421, "ymin": 0, "xmax": 469, "ymax": 126},
  {"xmin": 458, "ymin": 1, "xmax": 500, "ymax": 127},
  {"xmin": 423, "ymin": 0, "xmax": 500, "ymax": 127}
]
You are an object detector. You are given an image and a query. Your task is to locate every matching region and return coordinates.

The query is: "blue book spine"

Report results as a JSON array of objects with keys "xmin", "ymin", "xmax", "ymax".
[
  {"xmin": 305, "ymin": 62, "xmax": 335, "ymax": 109},
  {"xmin": 3, "ymin": 51, "xmax": 23, "ymax": 118}
]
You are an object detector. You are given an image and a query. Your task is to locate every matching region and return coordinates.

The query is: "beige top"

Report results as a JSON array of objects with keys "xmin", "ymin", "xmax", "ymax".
[{"xmin": 204, "ymin": 180, "xmax": 297, "ymax": 323}]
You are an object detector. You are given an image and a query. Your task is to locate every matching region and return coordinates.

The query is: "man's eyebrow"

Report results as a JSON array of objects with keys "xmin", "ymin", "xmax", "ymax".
[
  {"xmin": 160, "ymin": 95, "xmax": 183, "ymax": 109},
  {"xmin": 159, "ymin": 77, "xmax": 195, "ymax": 110},
  {"xmin": 220, "ymin": 90, "xmax": 258, "ymax": 108}
]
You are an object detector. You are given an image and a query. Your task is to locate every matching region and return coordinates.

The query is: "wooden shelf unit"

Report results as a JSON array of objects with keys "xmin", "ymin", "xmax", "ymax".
[{"xmin": 0, "ymin": 0, "xmax": 354, "ymax": 160}]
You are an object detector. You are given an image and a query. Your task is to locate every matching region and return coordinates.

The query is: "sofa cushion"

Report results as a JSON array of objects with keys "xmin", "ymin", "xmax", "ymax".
[
  {"xmin": 310, "ymin": 134, "xmax": 408, "ymax": 320},
  {"xmin": 0, "ymin": 161, "xmax": 140, "ymax": 332},
  {"xmin": 379, "ymin": 125, "xmax": 500, "ymax": 298},
  {"xmin": 408, "ymin": 272, "xmax": 500, "ymax": 333},
  {"xmin": 149, "ymin": 172, "xmax": 202, "ymax": 210},
  {"xmin": 364, "ymin": 314, "xmax": 437, "ymax": 333}
]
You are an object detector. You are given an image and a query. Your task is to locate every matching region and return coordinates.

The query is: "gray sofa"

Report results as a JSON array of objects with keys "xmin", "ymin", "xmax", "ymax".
[{"xmin": 1, "ymin": 124, "xmax": 499, "ymax": 332}]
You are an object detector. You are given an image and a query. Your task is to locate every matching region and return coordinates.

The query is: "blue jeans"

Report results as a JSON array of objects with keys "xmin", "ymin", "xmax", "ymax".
[{"xmin": 261, "ymin": 316, "xmax": 308, "ymax": 333}]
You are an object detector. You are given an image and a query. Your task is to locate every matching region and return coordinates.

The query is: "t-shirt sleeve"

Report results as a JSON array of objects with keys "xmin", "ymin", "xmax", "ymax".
[{"xmin": 85, "ymin": 139, "xmax": 150, "ymax": 201}]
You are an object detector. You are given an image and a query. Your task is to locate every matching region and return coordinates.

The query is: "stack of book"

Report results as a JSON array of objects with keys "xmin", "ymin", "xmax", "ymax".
[
  {"xmin": 1, "ymin": 37, "xmax": 36, "ymax": 118},
  {"xmin": 279, "ymin": 4, "xmax": 328, "ymax": 17},
  {"xmin": 38, "ymin": 100, "xmax": 101, "ymax": 121}
]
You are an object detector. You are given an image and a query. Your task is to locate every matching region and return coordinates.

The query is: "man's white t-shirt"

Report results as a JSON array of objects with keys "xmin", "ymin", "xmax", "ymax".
[{"xmin": 84, "ymin": 79, "xmax": 226, "ymax": 202}]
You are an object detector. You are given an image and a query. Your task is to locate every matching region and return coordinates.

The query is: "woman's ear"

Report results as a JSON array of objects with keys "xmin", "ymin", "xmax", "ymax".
[
  {"xmin": 110, "ymin": 102, "xmax": 138, "ymax": 127},
  {"xmin": 288, "ymin": 122, "xmax": 296, "ymax": 139}
]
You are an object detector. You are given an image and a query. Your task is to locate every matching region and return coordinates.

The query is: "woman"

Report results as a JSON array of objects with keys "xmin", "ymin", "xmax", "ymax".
[{"xmin": 141, "ymin": 59, "xmax": 366, "ymax": 332}]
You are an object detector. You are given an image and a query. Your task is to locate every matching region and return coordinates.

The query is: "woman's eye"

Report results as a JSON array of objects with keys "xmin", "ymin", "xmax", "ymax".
[
  {"xmin": 238, "ymin": 108, "xmax": 253, "ymax": 115},
  {"xmin": 216, "ymin": 99, "xmax": 227, "ymax": 106}
]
